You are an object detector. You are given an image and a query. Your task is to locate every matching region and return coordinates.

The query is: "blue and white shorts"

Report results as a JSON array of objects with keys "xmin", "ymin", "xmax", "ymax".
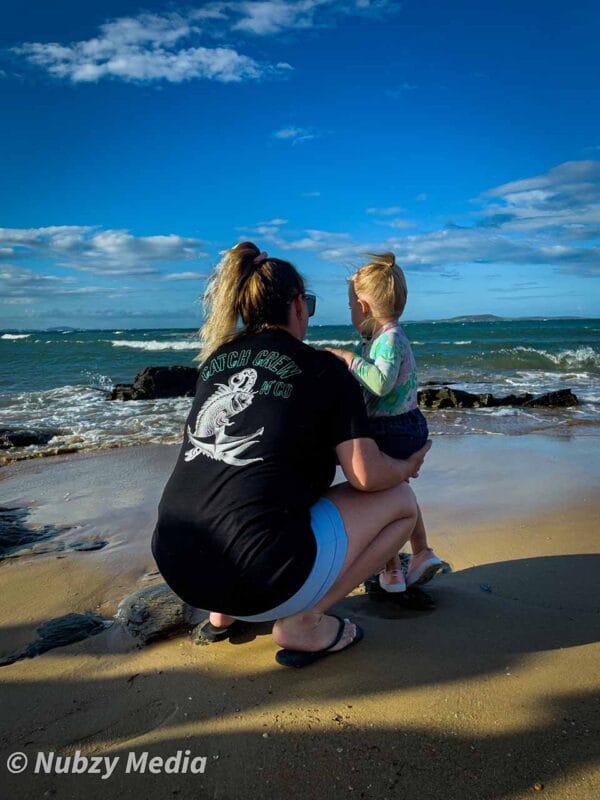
[{"xmin": 232, "ymin": 497, "xmax": 348, "ymax": 623}]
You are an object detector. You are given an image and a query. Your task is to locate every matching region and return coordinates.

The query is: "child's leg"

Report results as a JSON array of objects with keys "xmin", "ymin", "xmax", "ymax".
[
  {"xmin": 406, "ymin": 504, "xmax": 444, "ymax": 586},
  {"xmin": 379, "ymin": 551, "xmax": 406, "ymax": 592},
  {"xmin": 410, "ymin": 504, "xmax": 428, "ymax": 554},
  {"xmin": 384, "ymin": 552, "xmax": 402, "ymax": 571}
]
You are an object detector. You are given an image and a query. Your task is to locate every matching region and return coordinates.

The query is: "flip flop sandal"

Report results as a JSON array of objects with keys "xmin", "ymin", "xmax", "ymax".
[
  {"xmin": 275, "ymin": 614, "xmax": 364, "ymax": 668},
  {"xmin": 193, "ymin": 618, "xmax": 244, "ymax": 644}
]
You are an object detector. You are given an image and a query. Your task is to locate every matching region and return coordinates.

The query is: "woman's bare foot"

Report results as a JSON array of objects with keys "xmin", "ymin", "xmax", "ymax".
[
  {"xmin": 272, "ymin": 612, "xmax": 357, "ymax": 652},
  {"xmin": 209, "ymin": 611, "xmax": 236, "ymax": 628}
]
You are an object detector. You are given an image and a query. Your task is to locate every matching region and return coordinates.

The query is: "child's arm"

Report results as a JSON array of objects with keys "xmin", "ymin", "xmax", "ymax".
[
  {"xmin": 324, "ymin": 347, "xmax": 355, "ymax": 367},
  {"xmin": 348, "ymin": 330, "xmax": 403, "ymax": 397}
]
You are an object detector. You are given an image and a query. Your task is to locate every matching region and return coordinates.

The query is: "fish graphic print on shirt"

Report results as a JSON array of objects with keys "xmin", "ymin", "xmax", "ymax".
[{"xmin": 184, "ymin": 367, "xmax": 265, "ymax": 466}]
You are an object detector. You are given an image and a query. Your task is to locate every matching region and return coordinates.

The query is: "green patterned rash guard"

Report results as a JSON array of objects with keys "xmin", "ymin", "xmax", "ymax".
[{"xmin": 349, "ymin": 322, "xmax": 419, "ymax": 417}]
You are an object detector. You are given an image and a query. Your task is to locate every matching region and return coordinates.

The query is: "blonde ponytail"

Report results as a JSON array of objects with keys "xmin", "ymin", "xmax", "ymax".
[
  {"xmin": 196, "ymin": 241, "xmax": 305, "ymax": 364},
  {"xmin": 351, "ymin": 251, "xmax": 407, "ymax": 319}
]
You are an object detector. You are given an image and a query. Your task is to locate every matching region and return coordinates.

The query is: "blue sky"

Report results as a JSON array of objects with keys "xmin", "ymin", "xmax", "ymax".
[{"xmin": 1, "ymin": 0, "xmax": 599, "ymax": 328}]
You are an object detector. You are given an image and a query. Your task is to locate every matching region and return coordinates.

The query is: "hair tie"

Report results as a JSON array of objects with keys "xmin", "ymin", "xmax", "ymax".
[{"xmin": 253, "ymin": 251, "xmax": 269, "ymax": 265}]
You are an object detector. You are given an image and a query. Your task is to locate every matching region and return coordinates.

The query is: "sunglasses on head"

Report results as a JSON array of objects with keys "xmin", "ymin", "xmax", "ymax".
[{"xmin": 302, "ymin": 292, "xmax": 316, "ymax": 317}]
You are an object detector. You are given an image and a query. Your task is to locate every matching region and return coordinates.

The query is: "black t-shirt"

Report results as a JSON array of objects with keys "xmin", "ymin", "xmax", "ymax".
[{"xmin": 151, "ymin": 328, "xmax": 370, "ymax": 616}]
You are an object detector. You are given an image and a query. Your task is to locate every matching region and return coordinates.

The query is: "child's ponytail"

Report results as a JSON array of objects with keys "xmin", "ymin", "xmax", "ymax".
[{"xmin": 352, "ymin": 252, "xmax": 407, "ymax": 318}]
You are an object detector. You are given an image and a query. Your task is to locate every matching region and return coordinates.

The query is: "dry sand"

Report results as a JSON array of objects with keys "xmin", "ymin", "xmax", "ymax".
[{"xmin": 0, "ymin": 434, "xmax": 599, "ymax": 800}]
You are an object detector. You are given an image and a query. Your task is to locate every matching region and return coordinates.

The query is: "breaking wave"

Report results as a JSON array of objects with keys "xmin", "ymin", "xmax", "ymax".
[{"xmin": 111, "ymin": 339, "xmax": 198, "ymax": 351}]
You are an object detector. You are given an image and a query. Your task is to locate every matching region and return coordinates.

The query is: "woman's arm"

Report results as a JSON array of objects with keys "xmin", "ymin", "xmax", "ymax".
[{"xmin": 336, "ymin": 438, "xmax": 431, "ymax": 492}]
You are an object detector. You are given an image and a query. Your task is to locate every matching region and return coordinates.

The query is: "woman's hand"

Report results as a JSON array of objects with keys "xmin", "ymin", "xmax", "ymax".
[
  {"xmin": 336, "ymin": 438, "xmax": 432, "ymax": 492},
  {"xmin": 404, "ymin": 440, "xmax": 432, "ymax": 479}
]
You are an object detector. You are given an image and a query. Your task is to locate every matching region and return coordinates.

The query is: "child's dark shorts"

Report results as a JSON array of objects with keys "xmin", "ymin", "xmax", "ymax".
[{"xmin": 369, "ymin": 408, "xmax": 429, "ymax": 460}]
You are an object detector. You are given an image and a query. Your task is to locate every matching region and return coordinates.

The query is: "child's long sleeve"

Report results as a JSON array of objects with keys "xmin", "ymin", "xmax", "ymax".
[{"xmin": 349, "ymin": 329, "xmax": 404, "ymax": 397}]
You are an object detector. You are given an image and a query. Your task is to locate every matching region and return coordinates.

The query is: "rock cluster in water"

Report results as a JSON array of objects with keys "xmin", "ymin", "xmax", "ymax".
[
  {"xmin": 417, "ymin": 386, "xmax": 578, "ymax": 409},
  {"xmin": 0, "ymin": 428, "xmax": 67, "ymax": 449},
  {"xmin": 109, "ymin": 366, "xmax": 198, "ymax": 401},
  {"xmin": 108, "ymin": 366, "xmax": 579, "ymax": 409}
]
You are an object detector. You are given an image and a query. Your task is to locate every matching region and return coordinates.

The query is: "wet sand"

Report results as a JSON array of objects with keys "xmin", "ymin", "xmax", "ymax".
[{"xmin": 0, "ymin": 435, "xmax": 599, "ymax": 799}]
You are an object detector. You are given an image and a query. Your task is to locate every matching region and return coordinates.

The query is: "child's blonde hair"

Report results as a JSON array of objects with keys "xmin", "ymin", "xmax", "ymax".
[{"xmin": 351, "ymin": 252, "xmax": 407, "ymax": 319}]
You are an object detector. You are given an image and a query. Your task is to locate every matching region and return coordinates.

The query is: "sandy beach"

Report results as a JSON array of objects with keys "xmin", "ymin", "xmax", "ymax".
[{"xmin": 0, "ymin": 434, "xmax": 599, "ymax": 800}]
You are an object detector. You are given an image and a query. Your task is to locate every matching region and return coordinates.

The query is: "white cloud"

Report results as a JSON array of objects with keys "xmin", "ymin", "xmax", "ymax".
[
  {"xmin": 202, "ymin": 1, "xmax": 399, "ymax": 36},
  {"xmin": 0, "ymin": 264, "xmax": 129, "ymax": 302},
  {"xmin": 15, "ymin": 2, "xmax": 398, "ymax": 84},
  {"xmin": 245, "ymin": 161, "xmax": 600, "ymax": 277},
  {"xmin": 366, "ymin": 206, "xmax": 403, "ymax": 215},
  {"xmin": 0, "ymin": 226, "xmax": 206, "ymax": 276},
  {"xmin": 229, "ymin": 1, "xmax": 324, "ymax": 35},
  {"xmin": 272, "ymin": 126, "xmax": 316, "ymax": 144},
  {"xmin": 477, "ymin": 160, "xmax": 600, "ymax": 242},
  {"xmin": 376, "ymin": 218, "xmax": 416, "ymax": 229},
  {"xmin": 159, "ymin": 271, "xmax": 209, "ymax": 281},
  {"xmin": 15, "ymin": 11, "xmax": 282, "ymax": 84}
]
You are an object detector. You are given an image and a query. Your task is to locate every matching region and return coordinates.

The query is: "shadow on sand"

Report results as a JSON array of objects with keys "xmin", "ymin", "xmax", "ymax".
[{"xmin": 1, "ymin": 554, "xmax": 599, "ymax": 799}]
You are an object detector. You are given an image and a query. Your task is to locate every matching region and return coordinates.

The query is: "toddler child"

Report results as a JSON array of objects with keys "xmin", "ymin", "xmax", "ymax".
[{"xmin": 327, "ymin": 253, "xmax": 443, "ymax": 593}]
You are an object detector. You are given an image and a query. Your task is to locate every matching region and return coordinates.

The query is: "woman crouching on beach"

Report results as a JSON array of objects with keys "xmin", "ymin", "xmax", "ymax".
[{"xmin": 151, "ymin": 242, "xmax": 430, "ymax": 668}]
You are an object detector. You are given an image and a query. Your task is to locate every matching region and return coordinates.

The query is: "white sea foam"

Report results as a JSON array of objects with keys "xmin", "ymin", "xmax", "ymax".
[
  {"xmin": 111, "ymin": 339, "xmax": 198, "ymax": 351},
  {"xmin": 0, "ymin": 384, "xmax": 192, "ymax": 454},
  {"xmin": 1, "ymin": 333, "xmax": 31, "ymax": 340},
  {"xmin": 406, "ymin": 340, "xmax": 474, "ymax": 346},
  {"xmin": 512, "ymin": 346, "xmax": 599, "ymax": 369},
  {"xmin": 306, "ymin": 339, "xmax": 358, "ymax": 347}
]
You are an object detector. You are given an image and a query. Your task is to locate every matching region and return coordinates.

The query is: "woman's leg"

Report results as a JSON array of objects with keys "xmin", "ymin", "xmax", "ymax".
[{"xmin": 272, "ymin": 481, "xmax": 418, "ymax": 652}]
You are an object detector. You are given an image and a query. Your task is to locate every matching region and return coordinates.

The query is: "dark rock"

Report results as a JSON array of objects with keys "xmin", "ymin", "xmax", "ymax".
[
  {"xmin": 524, "ymin": 389, "xmax": 579, "ymax": 408},
  {"xmin": 490, "ymin": 393, "xmax": 533, "ymax": 407},
  {"xmin": 0, "ymin": 612, "xmax": 111, "ymax": 667},
  {"xmin": 109, "ymin": 366, "xmax": 198, "ymax": 401},
  {"xmin": 0, "ymin": 427, "xmax": 65, "ymax": 449},
  {"xmin": 475, "ymin": 393, "xmax": 497, "ymax": 408},
  {"xmin": 115, "ymin": 583, "xmax": 196, "ymax": 644},
  {"xmin": 69, "ymin": 538, "xmax": 108, "ymax": 552},
  {"xmin": 418, "ymin": 386, "xmax": 577, "ymax": 410},
  {"xmin": 418, "ymin": 387, "xmax": 481, "ymax": 409},
  {"xmin": 110, "ymin": 384, "xmax": 138, "ymax": 401}
]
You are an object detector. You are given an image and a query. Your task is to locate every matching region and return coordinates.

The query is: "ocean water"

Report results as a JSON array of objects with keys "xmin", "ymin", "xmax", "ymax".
[{"xmin": 1, "ymin": 319, "xmax": 599, "ymax": 460}]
